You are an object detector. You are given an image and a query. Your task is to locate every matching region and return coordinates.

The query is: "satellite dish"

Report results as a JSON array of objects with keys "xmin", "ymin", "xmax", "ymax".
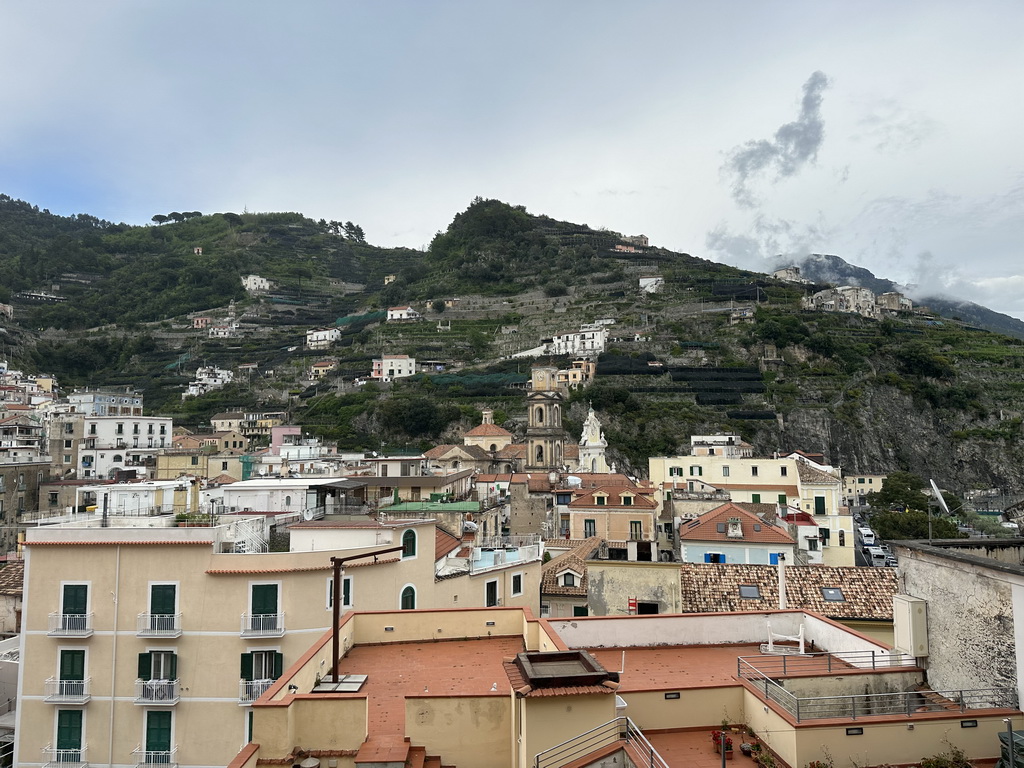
[{"xmin": 301, "ymin": 508, "xmax": 315, "ymax": 521}]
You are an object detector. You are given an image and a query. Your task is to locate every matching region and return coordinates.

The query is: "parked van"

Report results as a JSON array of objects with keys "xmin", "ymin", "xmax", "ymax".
[{"xmin": 859, "ymin": 527, "xmax": 876, "ymax": 546}]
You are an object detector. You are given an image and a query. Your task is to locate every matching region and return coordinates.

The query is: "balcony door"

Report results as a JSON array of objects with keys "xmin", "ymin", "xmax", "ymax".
[
  {"xmin": 56, "ymin": 709, "xmax": 83, "ymax": 759},
  {"xmin": 59, "ymin": 650, "xmax": 85, "ymax": 697},
  {"xmin": 145, "ymin": 710, "xmax": 172, "ymax": 763},
  {"xmin": 150, "ymin": 584, "xmax": 176, "ymax": 631},
  {"xmin": 250, "ymin": 584, "xmax": 278, "ymax": 632}
]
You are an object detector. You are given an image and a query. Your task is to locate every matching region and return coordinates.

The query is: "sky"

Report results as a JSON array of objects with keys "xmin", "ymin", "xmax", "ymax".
[{"xmin": 2, "ymin": 2, "xmax": 1023, "ymax": 316}]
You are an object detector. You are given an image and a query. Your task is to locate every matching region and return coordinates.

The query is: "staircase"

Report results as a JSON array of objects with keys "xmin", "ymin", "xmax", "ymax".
[{"xmin": 354, "ymin": 735, "xmax": 453, "ymax": 768}]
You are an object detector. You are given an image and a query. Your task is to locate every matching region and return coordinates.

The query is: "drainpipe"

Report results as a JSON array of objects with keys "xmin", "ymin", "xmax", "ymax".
[{"xmin": 777, "ymin": 553, "xmax": 787, "ymax": 610}]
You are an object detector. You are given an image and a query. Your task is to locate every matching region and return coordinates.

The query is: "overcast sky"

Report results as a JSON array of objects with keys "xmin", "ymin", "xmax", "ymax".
[{"xmin": 3, "ymin": 2, "xmax": 1023, "ymax": 316}]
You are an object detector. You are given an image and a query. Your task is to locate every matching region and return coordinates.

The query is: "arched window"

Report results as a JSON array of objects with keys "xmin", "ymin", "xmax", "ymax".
[
  {"xmin": 401, "ymin": 585, "xmax": 416, "ymax": 610},
  {"xmin": 402, "ymin": 529, "xmax": 417, "ymax": 558},
  {"xmin": 536, "ymin": 406, "xmax": 544, "ymax": 424},
  {"xmin": 535, "ymin": 445, "xmax": 544, "ymax": 464},
  {"xmin": 112, "ymin": 455, "xmax": 123, "ymax": 463},
  {"xmin": 284, "ymin": 495, "xmax": 292, "ymax": 507},
  {"xmin": 489, "ymin": 443, "xmax": 497, "ymax": 452}
]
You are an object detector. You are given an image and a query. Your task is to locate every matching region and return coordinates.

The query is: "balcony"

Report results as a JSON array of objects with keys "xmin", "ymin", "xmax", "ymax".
[
  {"xmin": 44, "ymin": 677, "xmax": 91, "ymax": 704},
  {"xmin": 238, "ymin": 678, "xmax": 275, "ymax": 704},
  {"xmin": 240, "ymin": 612, "xmax": 285, "ymax": 638},
  {"xmin": 47, "ymin": 612, "xmax": 94, "ymax": 637},
  {"xmin": 136, "ymin": 613, "xmax": 182, "ymax": 638},
  {"xmin": 42, "ymin": 745, "xmax": 88, "ymax": 767},
  {"xmin": 132, "ymin": 746, "xmax": 177, "ymax": 767},
  {"xmin": 134, "ymin": 679, "xmax": 180, "ymax": 705}
]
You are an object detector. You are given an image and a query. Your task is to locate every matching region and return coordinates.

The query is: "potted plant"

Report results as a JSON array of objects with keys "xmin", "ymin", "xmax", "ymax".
[{"xmin": 711, "ymin": 730, "xmax": 734, "ymax": 758}]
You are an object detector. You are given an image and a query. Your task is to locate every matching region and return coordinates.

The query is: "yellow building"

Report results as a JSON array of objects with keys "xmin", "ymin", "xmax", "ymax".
[
  {"xmin": 154, "ymin": 448, "xmax": 247, "ymax": 481},
  {"xmin": 15, "ymin": 513, "xmax": 485, "ymax": 768}
]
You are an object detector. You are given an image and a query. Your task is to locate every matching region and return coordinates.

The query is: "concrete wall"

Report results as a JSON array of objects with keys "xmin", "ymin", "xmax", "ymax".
[
  {"xmin": 898, "ymin": 545, "xmax": 1022, "ymax": 699},
  {"xmin": 586, "ymin": 561, "xmax": 681, "ymax": 616},
  {"xmin": 406, "ymin": 695, "xmax": 511, "ymax": 768},
  {"xmin": 621, "ymin": 686, "xmax": 743, "ymax": 731}
]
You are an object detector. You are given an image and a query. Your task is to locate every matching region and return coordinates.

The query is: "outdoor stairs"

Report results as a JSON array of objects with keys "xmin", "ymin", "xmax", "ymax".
[{"xmin": 353, "ymin": 735, "xmax": 453, "ymax": 768}]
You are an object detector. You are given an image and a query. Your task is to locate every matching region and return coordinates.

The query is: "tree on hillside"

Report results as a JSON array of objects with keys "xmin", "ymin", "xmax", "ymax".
[
  {"xmin": 343, "ymin": 221, "xmax": 366, "ymax": 243},
  {"xmin": 221, "ymin": 212, "xmax": 243, "ymax": 227},
  {"xmin": 168, "ymin": 212, "xmax": 184, "ymax": 223},
  {"xmin": 870, "ymin": 509, "xmax": 961, "ymax": 541},
  {"xmin": 151, "ymin": 214, "xmax": 168, "ymax": 225},
  {"xmin": 865, "ymin": 471, "xmax": 930, "ymax": 511}
]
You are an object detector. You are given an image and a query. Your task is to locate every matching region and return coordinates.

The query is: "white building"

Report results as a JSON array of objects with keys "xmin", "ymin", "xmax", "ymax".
[
  {"xmin": 242, "ymin": 274, "xmax": 272, "ymax": 294},
  {"xmin": 547, "ymin": 323, "xmax": 608, "ymax": 356},
  {"xmin": 305, "ymin": 327, "xmax": 341, "ymax": 349},
  {"xmin": 208, "ymin": 320, "xmax": 241, "ymax": 338},
  {"xmin": 182, "ymin": 366, "xmax": 234, "ymax": 399},
  {"xmin": 66, "ymin": 388, "xmax": 143, "ymax": 416},
  {"xmin": 387, "ymin": 306, "xmax": 422, "ymax": 322},
  {"xmin": 371, "ymin": 354, "xmax": 417, "ymax": 382},
  {"xmin": 77, "ymin": 415, "xmax": 173, "ymax": 479}
]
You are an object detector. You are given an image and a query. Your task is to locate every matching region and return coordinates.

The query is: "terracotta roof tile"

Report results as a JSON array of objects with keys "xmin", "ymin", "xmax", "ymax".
[
  {"xmin": 464, "ymin": 424, "xmax": 512, "ymax": 437},
  {"xmin": 0, "ymin": 560, "xmax": 24, "ymax": 596},
  {"xmin": 568, "ymin": 486, "xmax": 658, "ymax": 510},
  {"xmin": 678, "ymin": 563, "xmax": 897, "ymax": 620},
  {"xmin": 502, "ymin": 659, "xmax": 615, "ymax": 698},
  {"xmin": 541, "ymin": 537, "xmax": 602, "ymax": 596},
  {"xmin": 797, "ymin": 461, "xmax": 840, "ymax": 484},
  {"xmin": 435, "ymin": 527, "xmax": 462, "ymax": 560},
  {"xmin": 678, "ymin": 503, "xmax": 794, "ymax": 544}
]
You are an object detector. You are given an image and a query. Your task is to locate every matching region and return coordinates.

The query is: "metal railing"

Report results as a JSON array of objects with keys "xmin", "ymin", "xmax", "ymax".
[
  {"xmin": 132, "ymin": 745, "xmax": 177, "ymax": 767},
  {"xmin": 739, "ymin": 660, "xmax": 1018, "ymax": 722},
  {"xmin": 238, "ymin": 678, "xmax": 275, "ymax": 703},
  {"xmin": 42, "ymin": 744, "xmax": 88, "ymax": 767},
  {"xmin": 534, "ymin": 716, "xmax": 669, "ymax": 768},
  {"xmin": 240, "ymin": 613, "xmax": 285, "ymax": 637},
  {"xmin": 44, "ymin": 677, "xmax": 91, "ymax": 703},
  {"xmin": 136, "ymin": 613, "xmax": 182, "ymax": 637},
  {"xmin": 47, "ymin": 613, "xmax": 94, "ymax": 637},
  {"xmin": 134, "ymin": 678, "xmax": 180, "ymax": 705},
  {"xmin": 738, "ymin": 650, "xmax": 917, "ymax": 678}
]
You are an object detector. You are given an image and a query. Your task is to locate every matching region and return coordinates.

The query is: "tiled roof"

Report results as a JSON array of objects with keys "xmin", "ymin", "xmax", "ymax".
[
  {"xmin": 677, "ymin": 503, "xmax": 794, "ymax": 544},
  {"xmin": 496, "ymin": 444, "xmax": 526, "ymax": 459},
  {"xmin": 797, "ymin": 461, "xmax": 840, "ymax": 484},
  {"xmin": 465, "ymin": 423, "xmax": 512, "ymax": 437},
  {"xmin": 435, "ymin": 528, "xmax": 462, "ymax": 560},
  {"xmin": 678, "ymin": 563, "xmax": 897, "ymax": 621},
  {"xmin": 502, "ymin": 659, "xmax": 617, "ymax": 698},
  {"xmin": 541, "ymin": 537, "xmax": 602, "ymax": 596},
  {"xmin": 0, "ymin": 560, "xmax": 24, "ymax": 596},
  {"xmin": 733, "ymin": 502, "xmax": 780, "ymax": 522},
  {"xmin": 424, "ymin": 444, "xmax": 490, "ymax": 460}
]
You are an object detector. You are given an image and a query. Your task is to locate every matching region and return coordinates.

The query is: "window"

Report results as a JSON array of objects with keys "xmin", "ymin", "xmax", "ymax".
[
  {"xmin": 595, "ymin": 495, "xmax": 606, "ymax": 506},
  {"xmin": 556, "ymin": 492, "xmax": 572, "ymax": 505},
  {"xmin": 249, "ymin": 584, "xmax": 279, "ymax": 632},
  {"xmin": 819, "ymin": 527, "xmax": 831, "ymax": 545},
  {"xmin": 563, "ymin": 573, "xmax": 576, "ymax": 587},
  {"xmin": 160, "ymin": 425, "xmax": 166, "ymax": 435},
  {"xmin": 241, "ymin": 650, "xmax": 283, "ymax": 682},
  {"xmin": 751, "ymin": 466, "xmax": 758, "ymax": 477},
  {"xmin": 668, "ymin": 466, "xmax": 682, "ymax": 477},
  {"xmin": 751, "ymin": 494, "xmax": 761, "ymax": 503},
  {"xmin": 821, "ymin": 587, "xmax": 846, "ymax": 602},
  {"xmin": 221, "ymin": 461, "xmax": 229, "ymax": 471},
  {"xmin": 583, "ymin": 519, "xmax": 596, "ymax": 538},
  {"xmin": 689, "ymin": 466, "xmax": 702, "ymax": 476},
  {"xmin": 55, "ymin": 709, "xmax": 83, "ymax": 758},
  {"xmin": 63, "ymin": 455, "xmax": 71, "ymax": 463},
  {"xmin": 769, "ymin": 553, "xmax": 781, "ymax": 565},
  {"xmin": 89, "ymin": 424, "xmax": 97, "ymax": 435},
  {"xmin": 808, "ymin": 538, "xmax": 819, "ymax": 551},
  {"xmin": 780, "ymin": 466, "xmax": 788, "ymax": 477},
  {"xmin": 838, "ymin": 530, "xmax": 846, "ymax": 546},
  {"xmin": 739, "ymin": 584, "xmax": 761, "ymax": 599},
  {"xmin": 190, "ymin": 456, "xmax": 199, "ymax": 466},
  {"xmin": 540, "ymin": 603, "xmax": 550, "ymax": 617},
  {"xmin": 722, "ymin": 466, "xmax": 730, "ymax": 477},
  {"xmin": 49, "ymin": 492, "xmax": 59, "ymax": 507},
  {"xmin": 59, "ymin": 649, "xmax": 85, "ymax": 696},
  {"xmin": 485, "ymin": 580, "xmax": 499, "ymax": 607},
  {"xmin": 133, "ymin": 424, "xmax": 140, "ymax": 435},
  {"xmin": 145, "ymin": 710, "xmax": 173, "ymax": 760},
  {"xmin": 400, "ymin": 585, "xmax": 416, "ymax": 610},
  {"xmin": 149, "ymin": 584, "xmax": 177, "ymax": 631},
  {"xmin": 716, "ymin": 522, "xmax": 727, "ymax": 533},
  {"xmin": 511, "ymin": 573, "xmax": 523, "ymax": 596},
  {"xmin": 381, "ymin": 464, "xmax": 388, "ymax": 477},
  {"xmin": 112, "ymin": 455, "xmax": 122, "ymax": 463},
  {"xmin": 326, "ymin": 577, "xmax": 353, "ymax": 610},
  {"xmin": 64, "ymin": 423, "xmax": 74, "ymax": 434},
  {"xmin": 63, "ymin": 439, "xmax": 72, "ymax": 449},
  {"xmin": 116, "ymin": 423, "xmax": 124, "ymax": 435},
  {"xmin": 629, "ymin": 520, "xmax": 643, "ymax": 540},
  {"xmin": 573, "ymin": 605, "xmax": 589, "ymax": 616},
  {"xmin": 858, "ymin": 477, "xmax": 865, "ymax": 484},
  {"xmin": 138, "ymin": 649, "xmax": 178, "ymax": 682},
  {"xmin": 148, "ymin": 424, "xmax": 154, "ymax": 435},
  {"xmin": 814, "ymin": 496, "xmax": 826, "ymax": 515},
  {"xmin": 704, "ymin": 553, "xmax": 724, "ymax": 563},
  {"xmin": 61, "ymin": 584, "xmax": 89, "ymax": 630},
  {"xmin": 284, "ymin": 495, "xmax": 292, "ymax": 507},
  {"xmin": 778, "ymin": 494, "xmax": 787, "ymax": 505},
  {"xmin": 402, "ymin": 529, "xmax": 417, "ymax": 558}
]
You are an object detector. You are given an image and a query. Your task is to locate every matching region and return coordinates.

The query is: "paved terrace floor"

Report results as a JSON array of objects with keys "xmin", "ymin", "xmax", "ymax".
[{"xmin": 335, "ymin": 636, "xmax": 524, "ymax": 735}]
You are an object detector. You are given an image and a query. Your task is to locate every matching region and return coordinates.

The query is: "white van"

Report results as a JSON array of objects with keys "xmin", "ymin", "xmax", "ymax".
[{"xmin": 859, "ymin": 527, "xmax": 876, "ymax": 546}]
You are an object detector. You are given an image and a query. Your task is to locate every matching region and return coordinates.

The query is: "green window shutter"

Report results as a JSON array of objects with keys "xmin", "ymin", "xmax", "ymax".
[
  {"xmin": 342, "ymin": 578, "xmax": 351, "ymax": 606},
  {"xmin": 272, "ymin": 652, "xmax": 284, "ymax": 679},
  {"xmin": 751, "ymin": 494, "xmax": 761, "ymax": 503},
  {"xmin": 168, "ymin": 652, "xmax": 178, "ymax": 680},
  {"xmin": 138, "ymin": 652, "xmax": 152, "ymax": 681},
  {"xmin": 778, "ymin": 494, "xmax": 787, "ymax": 505},
  {"xmin": 251, "ymin": 584, "xmax": 278, "ymax": 614},
  {"xmin": 240, "ymin": 652, "xmax": 253, "ymax": 681},
  {"xmin": 150, "ymin": 584, "xmax": 176, "ymax": 615},
  {"xmin": 146, "ymin": 710, "xmax": 172, "ymax": 752},
  {"xmin": 56, "ymin": 710, "xmax": 83, "ymax": 751},
  {"xmin": 63, "ymin": 584, "xmax": 88, "ymax": 615},
  {"xmin": 60, "ymin": 650, "xmax": 85, "ymax": 681}
]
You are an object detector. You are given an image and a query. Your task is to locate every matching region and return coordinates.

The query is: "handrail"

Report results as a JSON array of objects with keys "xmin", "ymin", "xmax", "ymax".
[{"xmin": 534, "ymin": 716, "xmax": 669, "ymax": 768}]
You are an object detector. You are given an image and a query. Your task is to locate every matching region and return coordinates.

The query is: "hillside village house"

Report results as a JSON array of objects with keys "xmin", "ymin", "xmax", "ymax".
[
  {"xmin": 308, "ymin": 360, "xmax": 336, "ymax": 380},
  {"xmin": 50, "ymin": 414, "xmax": 172, "ymax": 481},
  {"xmin": 305, "ymin": 326, "xmax": 341, "ymax": 349},
  {"xmin": 370, "ymin": 354, "xmax": 417, "ymax": 382},
  {"xmin": 386, "ymin": 305, "xmax": 421, "ymax": 322},
  {"xmin": 241, "ymin": 274, "xmax": 271, "ymax": 294},
  {"xmin": 66, "ymin": 388, "xmax": 143, "ymax": 417},
  {"xmin": 564, "ymin": 486, "xmax": 659, "ymax": 557},
  {"xmin": 843, "ymin": 472, "xmax": 888, "ymax": 506},
  {"xmin": 677, "ymin": 502, "xmax": 796, "ymax": 565},
  {"xmin": 208, "ymin": 320, "xmax": 241, "ymax": 338}
]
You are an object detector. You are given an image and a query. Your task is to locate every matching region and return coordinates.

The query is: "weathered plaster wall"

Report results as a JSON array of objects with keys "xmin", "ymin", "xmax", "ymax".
[{"xmin": 587, "ymin": 562, "xmax": 681, "ymax": 616}]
